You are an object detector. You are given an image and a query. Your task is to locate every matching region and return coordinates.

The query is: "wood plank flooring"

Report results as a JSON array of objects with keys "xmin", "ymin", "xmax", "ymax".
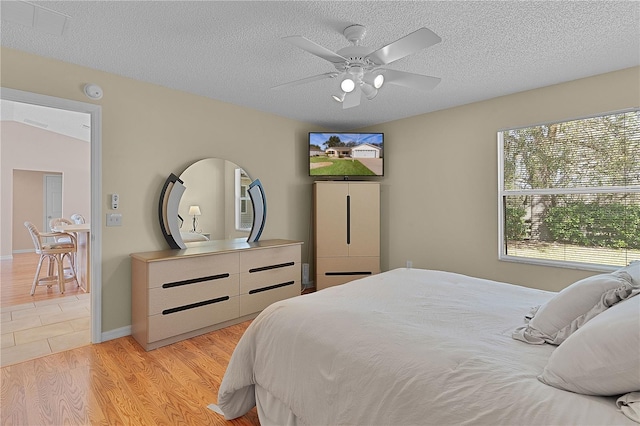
[
  {"xmin": 2, "ymin": 252, "xmax": 85, "ymax": 308},
  {"xmin": 1, "ymin": 320, "xmax": 259, "ymax": 425}
]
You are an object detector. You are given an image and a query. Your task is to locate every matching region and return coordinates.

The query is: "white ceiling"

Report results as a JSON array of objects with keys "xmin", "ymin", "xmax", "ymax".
[{"xmin": 1, "ymin": 1, "xmax": 639, "ymax": 131}]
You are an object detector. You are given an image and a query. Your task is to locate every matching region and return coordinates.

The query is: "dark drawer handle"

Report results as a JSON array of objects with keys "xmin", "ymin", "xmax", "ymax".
[
  {"xmin": 162, "ymin": 296, "xmax": 230, "ymax": 315},
  {"xmin": 325, "ymin": 271, "xmax": 372, "ymax": 276},
  {"xmin": 249, "ymin": 262, "xmax": 295, "ymax": 273},
  {"xmin": 249, "ymin": 281, "xmax": 294, "ymax": 294},
  {"xmin": 162, "ymin": 273, "xmax": 230, "ymax": 288}
]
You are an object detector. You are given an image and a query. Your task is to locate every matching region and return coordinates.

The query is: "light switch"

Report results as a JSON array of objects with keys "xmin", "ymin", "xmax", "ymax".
[{"xmin": 106, "ymin": 213, "xmax": 122, "ymax": 227}]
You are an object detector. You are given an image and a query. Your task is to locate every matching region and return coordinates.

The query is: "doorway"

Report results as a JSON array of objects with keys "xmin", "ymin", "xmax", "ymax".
[
  {"xmin": 0, "ymin": 88, "xmax": 102, "ymax": 366},
  {"xmin": 44, "ymin": 174, "xmax": 63, "ymax": 232}
]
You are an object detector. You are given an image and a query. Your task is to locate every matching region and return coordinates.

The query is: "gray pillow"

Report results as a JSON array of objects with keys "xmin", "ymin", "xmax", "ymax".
[
  {"xmin": 617, "ymin": 260, "xmax": 640, "ymax": 286},
  {"xmin": 538, "ymin": 295, "xmax": 640, "ymax": 396},
  {"xmin": 512, "ymin": 270, "xmax": 635, "ymax": 345}
]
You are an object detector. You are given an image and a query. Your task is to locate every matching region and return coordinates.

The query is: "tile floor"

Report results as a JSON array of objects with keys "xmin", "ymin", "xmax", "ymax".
[{"xmin": 0, "ymin": 293, "xmax": 91, "ymax": 367}]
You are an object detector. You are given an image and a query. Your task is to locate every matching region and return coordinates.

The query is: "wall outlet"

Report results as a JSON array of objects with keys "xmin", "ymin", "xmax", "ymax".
[
  {"xmin": 106, "ymin": 213, "xmax": 122, "ymax": 227},
  {"xmin": 406, "ymin": 260, "xmax": 412, "ymax": 269},
  {"xmin": 111, "ymin": 193, "xmax": 119, "ymax": 209}
]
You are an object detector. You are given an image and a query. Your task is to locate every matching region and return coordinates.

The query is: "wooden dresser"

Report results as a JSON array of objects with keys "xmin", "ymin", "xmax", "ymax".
[{"xmin": 131, "ymin": 238, "xmax": 302, "ymax": 350}]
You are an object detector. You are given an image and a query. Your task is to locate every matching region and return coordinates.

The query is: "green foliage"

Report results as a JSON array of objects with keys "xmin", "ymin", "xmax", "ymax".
[
  {"xmin": 503, "ymin": 111, "xmax": 640, "ymax": 190},
  {"xmin": 324, "ymin": 135, "xmax": 344, "ymax": 148},
  {"xmin": 506, "ymin": 205, "xmax": 528, "ymax": 240},
  {"xmin": 544, "ymin": 201, "xmax": 640, "ymax": 249}
]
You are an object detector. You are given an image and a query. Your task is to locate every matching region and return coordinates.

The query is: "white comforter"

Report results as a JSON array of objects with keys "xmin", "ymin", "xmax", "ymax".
[{"xmin": 218, "ymin": 268, "xmax": 633, "ymax": 425}]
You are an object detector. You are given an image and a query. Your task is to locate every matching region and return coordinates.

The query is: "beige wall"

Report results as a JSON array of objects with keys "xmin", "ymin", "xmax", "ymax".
[
  {"xmin": 2, "ymin": 45, "xmax": 638, "ymax": 334},
  {"xmin": 362, "ymin": 66, "xmax": 640, "ymax": 292},
  {"xmin": 2, "ymin": 121, "xmax": 91, "ymax": 254},
  {"xmin": 1, "ymin": 47, "xmax": 318, "ymax": 333},
  {"xmin": 12, "ymin": 170, "xmax": 50, "ymax": 250}
]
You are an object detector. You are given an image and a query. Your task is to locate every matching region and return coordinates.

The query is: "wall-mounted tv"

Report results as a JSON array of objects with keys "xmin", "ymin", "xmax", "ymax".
[{"xmin": 309, "ymin": 132, "xmax": 384, "ymax": 177}]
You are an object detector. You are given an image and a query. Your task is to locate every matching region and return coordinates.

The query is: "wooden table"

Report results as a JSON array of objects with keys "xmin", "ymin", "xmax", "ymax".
[{"xmin": 51, "ymin": 223, "xmax": 91, "ymax": 293}]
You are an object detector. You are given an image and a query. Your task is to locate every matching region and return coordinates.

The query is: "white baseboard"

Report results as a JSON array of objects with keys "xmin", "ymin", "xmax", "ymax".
[
  {"xmin": 3, "ymin": 249, "xmax": 38, "ymax": 260},
  {"xmin": 100, "ymin": 325, "xmax": 131, "ymax": 342}
]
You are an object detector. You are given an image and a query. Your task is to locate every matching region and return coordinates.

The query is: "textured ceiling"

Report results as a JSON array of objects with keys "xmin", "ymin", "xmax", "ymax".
[{"xmin": 1, "ymin": 1, "xmax": 639, "ymax": 130}]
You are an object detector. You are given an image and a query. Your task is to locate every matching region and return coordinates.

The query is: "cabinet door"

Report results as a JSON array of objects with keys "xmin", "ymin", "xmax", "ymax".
[
  {"xmin": 315, "ymin": 182, "xmax": 349, "ymax": 257},
  {"xmin": 348, "ymin": 183, "xmax": 380, "ymax": 257}
]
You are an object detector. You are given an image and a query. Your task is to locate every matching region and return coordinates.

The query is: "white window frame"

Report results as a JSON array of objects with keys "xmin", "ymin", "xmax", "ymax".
[
  {"xmin": 497, "ymin": 108, "xmax": 640, "ymax": 272},
  {"xmin": 234, "ymin": 168, "xmax": 251, "ymax": 232}
]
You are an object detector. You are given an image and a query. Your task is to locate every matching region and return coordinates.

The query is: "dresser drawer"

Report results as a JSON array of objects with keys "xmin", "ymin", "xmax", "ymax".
[
  {"xmin": 148, "ymin": 274, "xmax": 239, "ymax": 316},
  {"xmin": 240, "ymin": 245, "xmax": 300, "ymax": 272},
  {"xmin": 316, "ymin": 256, "xmax": 380, "ymax": 290},
  {"xmin": 240, "ymin": 264, "xmax": 298, "ymax": 295},
  {"xmin": 148, "ymin": 296, "xmax": 239, "ymax": 343},
  {"xmin": 147, "ymin": 253, "xmax": 238, "ymax": 289},
  {"xmin": 239, "ymin": 281, "xmax": 299, "ymax": 316}
]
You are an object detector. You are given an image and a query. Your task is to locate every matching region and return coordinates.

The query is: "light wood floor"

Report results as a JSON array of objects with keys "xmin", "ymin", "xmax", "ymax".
[
  {"xmin": 1, "ymin": 320, "xmax": 260, "ymax": 425},
  {"xmin": 1, "ymin": 252, "xmax": 85, "ymax": 308}
]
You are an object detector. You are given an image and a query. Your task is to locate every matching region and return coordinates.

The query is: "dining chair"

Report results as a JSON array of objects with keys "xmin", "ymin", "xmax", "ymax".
[
  {"xmin": 49, "ymin": 217, "xmax": 74, "ymax": 243},
  {"xmin": 70, "ymin": 213, "xmax": 86, "ymax": 224},
  {"xmin": 24, "ymin": 221, "xmax": 79, "ymax": 295},
  {"xmin": 49, "ymin": 217, "xmax": 77, "ymax": 268}
]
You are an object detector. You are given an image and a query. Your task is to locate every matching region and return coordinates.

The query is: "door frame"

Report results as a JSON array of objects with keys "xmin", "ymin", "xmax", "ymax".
[{"xmin": 1, "ymin": 87, "xmax": 103, "ymax": 343}]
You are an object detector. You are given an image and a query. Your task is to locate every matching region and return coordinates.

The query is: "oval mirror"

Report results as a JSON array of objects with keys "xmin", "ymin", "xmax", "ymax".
[{"xmin": 176, "ymin": 158, "xmax": 253, "ymax": 246}]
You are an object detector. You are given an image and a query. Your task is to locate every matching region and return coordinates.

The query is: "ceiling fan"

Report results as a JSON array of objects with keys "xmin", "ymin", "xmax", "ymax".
[{"xmin": 273, "ymin": 24, "xmax": 442, "ymax": 109}]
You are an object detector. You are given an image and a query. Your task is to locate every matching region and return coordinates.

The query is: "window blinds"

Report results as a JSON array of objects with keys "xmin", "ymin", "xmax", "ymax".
[{"xmin": 499, "ymin": 110, "xmax": 640, "ymax": 268}]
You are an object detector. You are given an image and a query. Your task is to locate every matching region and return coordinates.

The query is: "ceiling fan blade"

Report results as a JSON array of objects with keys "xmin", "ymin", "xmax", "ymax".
[
  {"xmin": 368, "ymin": 27, "xmax": 441, "ymax": 65},
  {"xmin": 282, "ymin": 35, "xmax": 348, "ymax": 64},
  {"xmin": 271, "ymin": 72, "xmax": 338, "ymax": 90},
  {"xmin": 382, "ymin": 69, "xmax": 441, "ymax": 91},
  {"xmin": 342, "ymin": 85, "xmax": 362, "ymax": 109}
]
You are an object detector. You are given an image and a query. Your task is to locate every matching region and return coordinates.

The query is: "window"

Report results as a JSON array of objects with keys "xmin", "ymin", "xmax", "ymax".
[
  {"xmin": 498, "ymin": 109, "xmax": 640, "ymax": 269},
  {"xmin": 234, "ymin": 168, "xmax": 252, "ymax": 231}
]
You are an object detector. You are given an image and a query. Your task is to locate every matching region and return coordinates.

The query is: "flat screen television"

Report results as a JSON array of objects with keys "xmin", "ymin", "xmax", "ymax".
[{"xmin": 309, "ymin": 132, "xmax": 384, "ymax": 177}]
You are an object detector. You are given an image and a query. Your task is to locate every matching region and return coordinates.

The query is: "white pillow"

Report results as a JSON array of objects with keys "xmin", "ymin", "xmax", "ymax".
[
  {"xmin": 538, "ymin": 295, "xmax": 640, "ymax": 396},
  {"xmin": 617, "ymin": 260, "xmax": 640, "ymax": 287},
  {"xmin": 512, "ymin": 271, "xmax": 634, "ymax": 345}
]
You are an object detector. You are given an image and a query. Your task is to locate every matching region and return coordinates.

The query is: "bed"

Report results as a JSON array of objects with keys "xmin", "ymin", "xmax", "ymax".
[
  {"xmin": 180, "ymin": 231, "xmax": 210, "ymax": 243},
  {"xmin": 217, "ymin": 267, "xmax": 640, "ymax": 425}
]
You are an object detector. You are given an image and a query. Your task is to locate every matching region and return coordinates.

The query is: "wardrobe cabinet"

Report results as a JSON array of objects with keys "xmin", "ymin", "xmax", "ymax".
[
  {"xmin": 314, "ymin": 181, "xmax": 380, "ymax": 290},
  {"xmin": 131, "ymin": 239, "xmax": 301, "ymax": 350}
]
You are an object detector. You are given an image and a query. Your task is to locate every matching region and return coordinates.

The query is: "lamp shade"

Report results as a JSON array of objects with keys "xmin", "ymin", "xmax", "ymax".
[
  {"xmin": 361, "ymin": 83, "xmax": 378, "ymax": 100},
  {"xmin": 332, "ymin": 93, "xmax": 346, "ymax": 103},
  {"xmin": 364, "ymin": 72, "xmax": 384, "ymax": 89},
  {"xmin": 188, "ymin": 205, "xmax": 201, "ymax": 216}
]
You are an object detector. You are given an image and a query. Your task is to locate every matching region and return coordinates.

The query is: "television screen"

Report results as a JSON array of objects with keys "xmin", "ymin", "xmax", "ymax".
[{"xmin": 309, "ymin": 132, "xmax": 384, "ymax": 177}]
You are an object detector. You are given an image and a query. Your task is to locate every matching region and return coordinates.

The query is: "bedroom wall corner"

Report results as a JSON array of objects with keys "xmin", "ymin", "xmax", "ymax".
[{"xmin": 360, "ymin": 66, "xmax": 640, "ymax": 292}]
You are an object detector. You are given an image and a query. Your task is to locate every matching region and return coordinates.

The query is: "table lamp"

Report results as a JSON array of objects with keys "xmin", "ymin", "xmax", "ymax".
[{"xmin": 188, "ymin": 205, "xmax": 201, "ymax": 232}]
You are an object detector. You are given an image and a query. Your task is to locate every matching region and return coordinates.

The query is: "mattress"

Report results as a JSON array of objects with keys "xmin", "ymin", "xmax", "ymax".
[{"xmin": 217, "ymin": 268, "xmax": 634, "ymax": 425}]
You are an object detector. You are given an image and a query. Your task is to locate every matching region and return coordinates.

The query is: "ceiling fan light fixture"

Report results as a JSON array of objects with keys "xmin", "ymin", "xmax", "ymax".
[
  {"xmin": 373, "ymin": 74, "xmax": 384, "ymax": 89},
  {"xmin": 364, "ymin": 73, "xmax": 384, "ymax": 89},
  {"xmin": 361, "ymin": 83, "xmax": 378, "ymax": 100},
  {"xmin": 340, "ymin": 77, "xmax": 355, "ymax": 93}
]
